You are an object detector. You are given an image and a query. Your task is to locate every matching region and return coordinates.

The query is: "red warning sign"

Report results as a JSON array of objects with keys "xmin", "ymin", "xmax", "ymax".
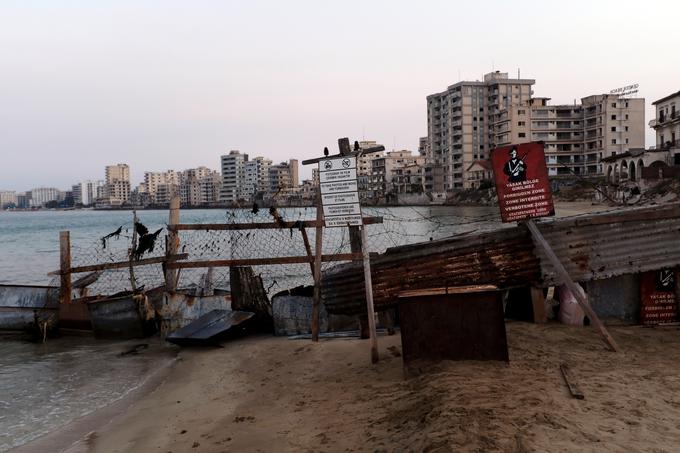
[
  {"xmin": 491, "ymin": 142, "xmax": 555, "ymax": 223},
  {"xmin": 640, "ymin": 269, "xmax": 679, "ymax": 325}
]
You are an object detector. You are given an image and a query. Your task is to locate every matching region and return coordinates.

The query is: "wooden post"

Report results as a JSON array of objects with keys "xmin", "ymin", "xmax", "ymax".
[
  {"xmin": 128, "ymin": 210, "xmax": 138, "ymax": 291},
  {"xmin": 165, "ymin": 196, "xmax": 181, "ymax": 291},
  {"xmin": 361, "ymin": 224, "xmax": 379, "ymax": 363},
  {"xmin": 311, "ymin": 193, "xmax": 324, "ymax": 342},
  {"xmin": 525, "ymin": 219, "xmax": 619, "ymax": 352},
  {"xmin": 59, "ymin": 231, "xmax": 72, "ymax": 305},
  {"xmin": 530, "ymin": 286, "xmax": 547, "ymax": 324}
]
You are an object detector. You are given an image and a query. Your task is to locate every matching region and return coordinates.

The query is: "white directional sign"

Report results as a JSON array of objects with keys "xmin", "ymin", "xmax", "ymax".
[{"xmin": 319, "ymin": 156, "xmax": 362, "ymax": 227}]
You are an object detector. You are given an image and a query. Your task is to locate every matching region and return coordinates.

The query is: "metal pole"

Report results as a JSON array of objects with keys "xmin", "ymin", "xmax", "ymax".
[{"xmin": 361, "ymin": 224, "xmax": 379, "ymax": 363}]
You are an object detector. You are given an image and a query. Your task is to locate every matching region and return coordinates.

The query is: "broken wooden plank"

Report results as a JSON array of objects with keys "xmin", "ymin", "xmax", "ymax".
[
  {"xmin": 398, "ymin": 285, "xmax": 499, "ymax": 298},
  {"xmin": 49, "ymin": 253, "xmax": 189, "ymax": 276},
  {"xmin": 560, "ymin": 363, "xmax": 585, "ymax": 400}
]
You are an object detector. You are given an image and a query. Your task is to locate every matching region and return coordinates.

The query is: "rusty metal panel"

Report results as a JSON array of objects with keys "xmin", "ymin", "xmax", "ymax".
[
  {"xmin": 532, "ymin": 203, "xmax": 680, "ymax": 286},
  {"xmin": 0, "ymin": 285, "xmax": 59, "ymax": 331},
  {"xmin": 322, "ymin": 227, "xmax": 540, "ymax": 316},
  {"xmin": 158, "ymin": 292, "xmax": 232, "ymax": 336},
  {"xmin": 166, "ymin": 309, "xmax": 254, "ymax": 345},
  {"xmin": 399, "ymin": 291, "xmax": 508, "ymax": 366}
]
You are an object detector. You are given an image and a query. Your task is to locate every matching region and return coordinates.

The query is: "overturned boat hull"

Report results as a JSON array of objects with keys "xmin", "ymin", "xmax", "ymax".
[{"xmin": 86, "ymin": 292, "xmax": 156, "ymax": 339}]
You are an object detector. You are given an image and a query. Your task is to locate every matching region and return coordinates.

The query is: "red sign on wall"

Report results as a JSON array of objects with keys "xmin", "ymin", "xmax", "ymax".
[
  {"xmin": 640, "ymin": 269, "xmax": 679, "ymax": 325},
  {"xmin": 491, "ymin": 142, "xmax": 555, "ymax": 223}
]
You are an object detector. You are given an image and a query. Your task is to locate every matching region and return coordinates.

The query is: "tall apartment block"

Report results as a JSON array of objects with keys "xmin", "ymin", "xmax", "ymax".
[
  {"xmin": 426, "ymin": 71, "xmax": 535, "ymax": 189},
  {"xmin": 104, "ymin": 164, "xmax": 131, "ymax": 205},
  {"xmin": 220, "ymin": 150, "xmax": 249, "ymax": 203},
  {"xmin": 72, "ymin": 180, "xmax": 104, "ymax": 206},
  {"xmin": 493, "ymin": 95, "xmax": 645, "ymax": 176},
  {"xmin": 0, "ymin": 191, "xmax": 18, "ymax": 209}
]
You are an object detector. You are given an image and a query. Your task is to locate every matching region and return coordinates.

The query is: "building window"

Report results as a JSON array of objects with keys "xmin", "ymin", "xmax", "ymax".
[
  {"xmin": 625, "ymin": 126, "xmax": 629, "ymax": 132},
  {"xmin": 611, "ymin": 115, "xmax": 617, "ymax": 120},
  {"xmin": 519, "ymin": 133, "xmax": 526, "ymax": 138},
  {"xmin": 625, "ymin": 138, "xmax": 629, "ymax": 144},
  {"xmin": 611, "ymin": 126, "xmax": 616, "ymax": 132},
  {"xmin": 518, "ymin": 121, "xmax": 525, "ymax": 126},
  {"xmin": 611, "ymin": 139, "xmax": 616, "ymax": 145},
  {"xmin": 518, "ymin": 109, "xmax": 526, "ymax": 115},
  {"xmin": 625, "ymin": 114, "xmax": 629, "ymax": 120},
  {"xmin": 612, "ymin": 103, "xmax": 616, "ymax": 108}
]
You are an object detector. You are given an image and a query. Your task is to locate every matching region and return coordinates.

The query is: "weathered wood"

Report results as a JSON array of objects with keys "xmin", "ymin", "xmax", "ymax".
[
  {"xmin": 311, "ymin": 195, "xmax": 324, "ymax": 342},
  {"xmin": 300, "ymin": 228, "xmax": 315, "ymax": 275},
  {"xmin": 167, "ymin": 253, "xmax": 361, "ymax": 270},
  {"xmin": 230, "ymin": 266, "xmax": 272, "ymax": 328},
  {"xmin": 169, "ymin": 217, "xmax": 383, "ymax": 231},
  {"xmin": 165, "ymin": 196, "xmax": 181, "ymax": 290},
  {"xmin": 50, "ymin": 254, "xmax": 189, "ymax": 275},
  {"xmin": 525, "ymin": 219, "xmax": 619, "ymax": 352},
  {"xmin": 128, "ymin": 210, "xmax": 139, "ymax": 291},
  {"xmin": 361, "ymin": 224, "xmax": 379, "ymax": 364},
  {"xmin": 531, "ymin": 286, "xmax": 547, "ymax": 324},
  {"xmin": 59, "ymin": 231, "xmax": 72, "ymax": 305},
  {"xmin": 560, "ymin": 363, "xmax": 585, "ymax": 400},
  {"xmin": 398, "ymin": 285, "xmax": 499, "ymax": 298}
]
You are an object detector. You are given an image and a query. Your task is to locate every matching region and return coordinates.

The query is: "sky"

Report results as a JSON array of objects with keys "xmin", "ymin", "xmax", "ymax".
[{"xmin": 1, "ymin": 0, "xmax": 678, "ymax": 191}]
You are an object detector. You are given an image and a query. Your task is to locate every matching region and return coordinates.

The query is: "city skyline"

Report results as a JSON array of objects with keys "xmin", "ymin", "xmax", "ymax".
[{"xmin": 1, "ymin": 0, "xmax": 677, "ymax": 191}]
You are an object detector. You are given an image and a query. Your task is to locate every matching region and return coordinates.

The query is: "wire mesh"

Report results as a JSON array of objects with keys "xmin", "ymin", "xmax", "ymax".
[{"xmin": 64, "ymin": 205, "xmax": 503, "ymax": 297}]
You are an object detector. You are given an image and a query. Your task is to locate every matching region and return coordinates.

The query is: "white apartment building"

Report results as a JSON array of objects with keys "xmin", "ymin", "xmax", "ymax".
[
  {"xmin": 220, "ymin": 150, "xmax": 249, "ymax": 203},
  {"xmin": 244, "ymin": 157, "xmax": 272, "ymax": 200},
  {"xmin": 72, "ymin": 180, "xmax": 104, "ymax": 206},
  {"xmin": 30, "ymin": 187, "xmax": 60, "ymax": 207},
  {"xmin": 180, "ymin": 168, "xmax": 221, "ymax": 206}
]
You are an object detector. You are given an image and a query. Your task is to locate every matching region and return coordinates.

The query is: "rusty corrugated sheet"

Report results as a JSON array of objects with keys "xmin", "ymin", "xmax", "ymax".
[
  {"xmin": 322, "ymin": 203, "xmax": 680, "ymax": 316},
  {"xmin": 533, "ymin": 203, "xmax": 680, "ymax": 286},
  {"xmin": 322, "ymin": 227, "xmax": 541, "ymax": 315}
]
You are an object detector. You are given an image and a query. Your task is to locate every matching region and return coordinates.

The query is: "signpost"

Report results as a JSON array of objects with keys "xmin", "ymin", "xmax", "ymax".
[
  {"xmin": 318, "ymin": 154, "xmax": 379, "ymax": 363},
  {"xmin": 319, "ymin": 156, "xmax": 363, "ymax": 227}
]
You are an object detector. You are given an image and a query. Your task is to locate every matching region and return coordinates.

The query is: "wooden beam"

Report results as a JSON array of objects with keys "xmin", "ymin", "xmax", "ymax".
[
  {"xmin": 166, "ymin": 253, "xmax": 361, "ymax": 270},
  {"xmin": 168, "ymin": 217, "xmax": 383, "ymax": 231},
  {"xmin": 300, "ymin": 227, "xmax": 315, "ymax": 276},
  {"xmin": 560, "ymin": 363, "xmax": 585, "ymax": 400},
  {"xmin": 165, "ymin": 196, "xmax": 181, "ymax": 290},
  {"xmin": 301, "ymin": 145, "xmax": 385, "ymax": 165},
  {"xmin": 50, "ymin": 253, "xmax": 189, "ymax": 275},
  {"xmin": 311, "ymin": 194, "xmax": 324, "ymax": 342},
  {"xmin": 59, "ymin": 231, "xmax": 72, "ymax": 305},
  {"xmin": 530, "ymin": 286, "xmax": 547, "ymax": 324},
  {"xmin": 525, "ymin": 219, "xmax": 619, "ymax": 352},
  {"xmin": 361, "ymin": 224, "xmax": 379, "ymax": 364}
]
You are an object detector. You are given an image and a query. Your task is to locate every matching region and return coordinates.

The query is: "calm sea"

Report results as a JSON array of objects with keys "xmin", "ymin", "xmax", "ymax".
[{"xmin": 0, "ymin": 206, "xmax": 503, "ymax": 452}]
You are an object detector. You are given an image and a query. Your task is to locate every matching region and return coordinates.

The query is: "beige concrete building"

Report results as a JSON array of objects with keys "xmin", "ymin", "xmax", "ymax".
[
  {"xmin": 268, "ymin": 159, "xmax": 299, "ymax": 198},
  {"xmin": 369, "ymin": 150, "xmax": 425, "ymax": 198},
  {"xmin": 0, "ymin": 190, "xmax": 18, "ymax": 208},
  {"xmin": 104, "ymin": 164, "xmax": 131, "ymax": 205},
  {"xmin": 426, "ymin": 71, "xmax": 535, "ymax": 190},
  {"xmin": 143, "ymin": 170, "xmax": 180, "ymax": 203},
  {"xmin": 244, "ymin": 157, "xmax": 272, "ymax": 200},
  {"xmin": 650, "ymin": 90, "xmax": 680, "ymax": 165}
]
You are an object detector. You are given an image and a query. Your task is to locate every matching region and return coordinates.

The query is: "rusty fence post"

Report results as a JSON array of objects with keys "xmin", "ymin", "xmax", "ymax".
[
  {"xmin": 311, "ymin": 192, "xmax": 324, "ymax": 342},
  {"xmin": 165, "ymin": 196, "xmax": 181, "ymax": 291}
]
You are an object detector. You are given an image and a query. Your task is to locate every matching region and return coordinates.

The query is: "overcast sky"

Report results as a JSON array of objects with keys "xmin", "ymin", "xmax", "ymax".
[{"xmin": 1, "ymin": 0, "xmax": 677, "ymax": 191}]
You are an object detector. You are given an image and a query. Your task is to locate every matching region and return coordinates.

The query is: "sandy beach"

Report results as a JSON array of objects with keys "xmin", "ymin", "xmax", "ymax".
[{"xmin": 14, "ymin": 321, "xmax": 680, "ymax": 453}]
